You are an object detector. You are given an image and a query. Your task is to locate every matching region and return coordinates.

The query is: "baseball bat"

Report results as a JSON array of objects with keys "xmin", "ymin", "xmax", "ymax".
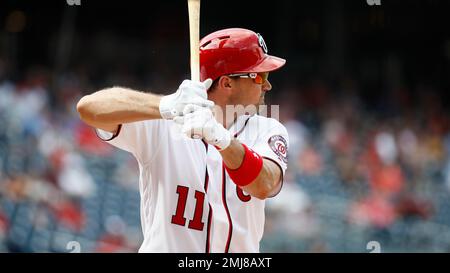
[
  {"xmin": 188, "ymin": 0, "xmax": 201, "ymax": 82},
  {"xmin": 187, "ymin": 0, "xmax": 202, "ymax": 139}
]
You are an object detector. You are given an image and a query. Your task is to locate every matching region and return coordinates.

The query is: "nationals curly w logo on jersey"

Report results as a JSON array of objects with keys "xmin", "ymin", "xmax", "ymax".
[{"xmin": 268, "ymin": 135, "xmax": 288, "ymax": 164}]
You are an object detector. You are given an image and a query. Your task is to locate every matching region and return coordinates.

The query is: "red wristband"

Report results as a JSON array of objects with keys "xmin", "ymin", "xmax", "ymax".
[{"xmin": 224, "ymin": 144, "xmax": 263, "ymax": 187}]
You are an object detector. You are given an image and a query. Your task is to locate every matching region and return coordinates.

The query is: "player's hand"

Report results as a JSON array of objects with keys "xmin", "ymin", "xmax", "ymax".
[
  {"xmin": 174, "ymin": 104, "xmax": 232, "ymax": 150},
  {"xmin": 159, "ymin": 79, "xmax": 214, "ymax": 119}
]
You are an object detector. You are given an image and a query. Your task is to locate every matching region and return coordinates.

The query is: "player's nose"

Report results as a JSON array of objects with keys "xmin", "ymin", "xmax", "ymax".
[{"xmin": 262, "ymin": 79, "xmax": 272, "ymax": 92}]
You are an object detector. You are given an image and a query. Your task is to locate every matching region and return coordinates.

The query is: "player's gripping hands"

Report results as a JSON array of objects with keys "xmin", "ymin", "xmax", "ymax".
[
  {"xmin": 159, "ymin": 79, "xmax": 215, "ymax": 119},
  {"xmin": 174, "ymin": 104, "xmax": 232, "ymax": 151}
]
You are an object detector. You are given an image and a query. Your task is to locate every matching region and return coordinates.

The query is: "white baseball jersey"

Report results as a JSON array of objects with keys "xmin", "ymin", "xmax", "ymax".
[{"xmin": 96, "ymin": 114, "xmax": 289, "ymax": 253}]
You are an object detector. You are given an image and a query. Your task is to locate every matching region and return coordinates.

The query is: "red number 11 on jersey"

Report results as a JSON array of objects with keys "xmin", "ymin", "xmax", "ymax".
[{"xmin": 171, "ymin": 185, "xmax": 205, "ymax": 231}]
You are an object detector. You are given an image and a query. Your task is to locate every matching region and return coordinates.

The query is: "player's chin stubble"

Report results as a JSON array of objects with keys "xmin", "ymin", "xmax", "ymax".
[
  {"xmin": 253, "ymin": 96, "xmax": 264, "ymax": 113},
  {"xmin": 259, "ymin": 95, "xmax": 265, "ymax": 105}
]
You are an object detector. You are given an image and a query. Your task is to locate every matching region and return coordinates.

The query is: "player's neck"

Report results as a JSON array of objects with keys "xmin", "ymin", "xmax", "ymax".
[
  {"xmin": 212, "ymin": 106, "xmax": 247, "ymax": 131},
  {"xmin": 211, "ymin": 104, "xmax": 231, "ymax": 129},
  {"xmin": 209, "ymin": 94, "xmax": 241, "ymax": 129}
]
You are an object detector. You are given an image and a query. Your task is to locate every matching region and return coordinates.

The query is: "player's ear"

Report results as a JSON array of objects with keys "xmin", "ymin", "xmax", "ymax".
[{"xmin": 218, "ymin": 76, "xmax": 233, "ymax": 90}]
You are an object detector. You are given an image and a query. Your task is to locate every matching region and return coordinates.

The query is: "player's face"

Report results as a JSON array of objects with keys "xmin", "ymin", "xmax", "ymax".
[{"xmin": 229, "ymin": 73, "xmax": 272, "ymax": 109}]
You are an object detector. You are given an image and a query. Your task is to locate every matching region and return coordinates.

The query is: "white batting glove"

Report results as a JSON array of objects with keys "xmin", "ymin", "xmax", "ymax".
[
  {"xmin": 174, "ymin": 104, "xmax": 232, "ymax": 151},
  {"xmin": 159, "ymin": 79, "xmax": 214, "ymax": 120}
]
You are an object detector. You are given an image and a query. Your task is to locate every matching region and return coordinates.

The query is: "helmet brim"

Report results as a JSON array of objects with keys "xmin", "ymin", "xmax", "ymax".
[{"xmin": 240, "ymin": 55, "xmax": 286, "ymax": 74}]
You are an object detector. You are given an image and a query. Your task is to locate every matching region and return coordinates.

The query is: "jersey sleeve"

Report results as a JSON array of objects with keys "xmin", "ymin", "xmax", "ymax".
[
  {"xmin": 96, "ymin": 120, "xmax": 169, "ymax": 165},
  {"xmin": 251, "ymin": 119, "xmax": 289, "ymax": 176}
]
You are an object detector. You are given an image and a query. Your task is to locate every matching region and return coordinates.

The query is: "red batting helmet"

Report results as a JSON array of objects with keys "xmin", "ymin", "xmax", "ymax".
[{"xmin": 199, "ymin": 28, "xmax": 286, "ymax": 82}]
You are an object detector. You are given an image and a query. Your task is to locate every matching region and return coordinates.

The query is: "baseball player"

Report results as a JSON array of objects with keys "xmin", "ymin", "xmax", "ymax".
[{"xmin": 76, "ymin": 28, "xmax": 288, "ymax": 253}]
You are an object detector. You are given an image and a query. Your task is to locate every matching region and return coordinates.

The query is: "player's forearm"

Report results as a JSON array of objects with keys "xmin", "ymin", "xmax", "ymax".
[
  {"xmin": 220, "ymin": 140, "xmax": 281, "ymax": 199},
  {"xmin": 242, "ymin": 159, "xmax": 281, "ymax": 199},
  {"xmin": 77, "ymin": 87, "xmax": 162, "ymax": 127},
  {"xmin": 220, "ymin": 139, "xmax": 245, "ymax": 169}
]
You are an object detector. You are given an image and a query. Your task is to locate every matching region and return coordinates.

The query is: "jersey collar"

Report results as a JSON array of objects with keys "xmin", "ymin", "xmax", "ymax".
[{"xmin": 229, "ymin": 114, "xmax": 253, "ymax": 137}]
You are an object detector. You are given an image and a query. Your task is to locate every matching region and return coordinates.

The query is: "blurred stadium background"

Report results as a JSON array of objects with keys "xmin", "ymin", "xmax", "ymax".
[{"xmin": 0, "ymin": 0, "xmax": 449, "ymax": 252}]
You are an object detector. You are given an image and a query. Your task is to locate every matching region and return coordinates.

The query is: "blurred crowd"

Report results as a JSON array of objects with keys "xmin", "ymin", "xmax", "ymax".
[
  {"xmin": 0, "ymin": 52, "xmax": 449, "ymax": 252},
  {"xmin": 264, "ymin": 75, "xmax": 450, "ymax": 252},
  {"xmin": 0, "ymin": 62, "xmax": 143, "ymax": 252}
]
